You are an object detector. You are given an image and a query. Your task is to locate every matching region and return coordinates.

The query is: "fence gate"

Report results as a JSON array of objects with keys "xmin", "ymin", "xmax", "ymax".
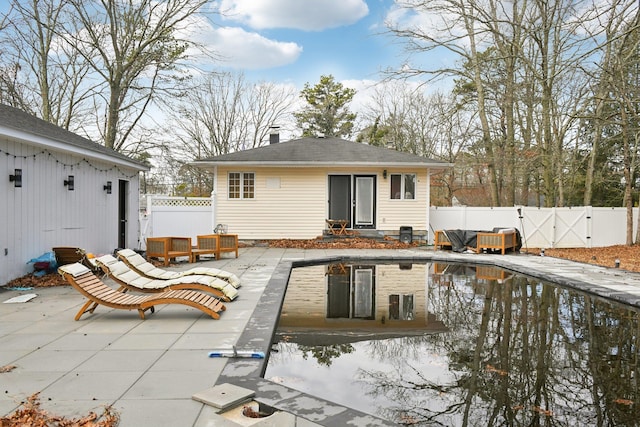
[{"xmin": 521, "ymin": 207, "xmax": 590, "ymax": 249}]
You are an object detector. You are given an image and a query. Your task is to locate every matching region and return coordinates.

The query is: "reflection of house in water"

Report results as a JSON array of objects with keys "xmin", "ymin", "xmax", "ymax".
[{"xmin": 277, "ymin": 263, "xmax": 448, "ymax": 346}]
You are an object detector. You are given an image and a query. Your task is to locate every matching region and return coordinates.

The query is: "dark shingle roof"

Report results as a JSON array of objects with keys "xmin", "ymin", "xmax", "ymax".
[
  {"xmin": 193, "ymin": 137, "xmax": 451, "ymax": 168},
  {"xmin": 0, "ymin": 104, "xmax": 148, "ymax": 170}
]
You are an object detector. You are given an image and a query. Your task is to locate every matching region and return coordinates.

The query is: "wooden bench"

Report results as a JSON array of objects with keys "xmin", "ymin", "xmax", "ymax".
[
  {"xmin": 146, "ymin": 237, "xmax": 192, "ymax": 266},
  {"xmin": 191, "ymin": 234, "xmax": 219, "ymax": 262}
]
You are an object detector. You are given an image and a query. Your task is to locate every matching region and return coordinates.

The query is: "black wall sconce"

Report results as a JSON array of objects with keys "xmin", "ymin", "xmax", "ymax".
[
  {"xmin": 9, "ymin": 169, "xmax": 22, "ymax": 187},
  {"xmin": 64, "ymin": 175, "xmax": 74, "ymax": 190},
  {"xmin": 103, "ymin": 181, "xmax": 112, "ymax": 194},
  {"xmin": 383, "ymin": 169, "xmax": 388, "ymax": 179}
]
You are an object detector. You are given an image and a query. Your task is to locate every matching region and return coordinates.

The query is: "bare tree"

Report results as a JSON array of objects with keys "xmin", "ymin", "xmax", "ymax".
[
  {"xmin": 174, "ymin": 72, "xmax": 296, "ymax": 157},
  {"xmin": 163, "ymin": 71, "xmax": 296, "ymax": 195},
  {"xmin": 58, "ymin": 0, "xmax": 208, "ymax": 151},
  {"xmin": 0, "ymin": 0, "xmax": 94, "ymax": 125},
  {"xmin": 387, "ymin": 0, "xmax": 638, "ymax": 208}
]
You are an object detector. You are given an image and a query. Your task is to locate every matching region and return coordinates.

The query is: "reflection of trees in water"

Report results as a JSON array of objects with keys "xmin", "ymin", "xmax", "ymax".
[
  {"xmin": 356, "ymin": 273, "xmax": 640, "ymax": 426},
  {"xmin": 299, "ymin": 343, "xmax": 354, "ymax": 367},
  {"xmin": 269, "ymin": 341, "xmax": 354, "ymax": 367},
  {"xmin": 268, "ymin": 341, "xmax": 301, "ymax": 365}
]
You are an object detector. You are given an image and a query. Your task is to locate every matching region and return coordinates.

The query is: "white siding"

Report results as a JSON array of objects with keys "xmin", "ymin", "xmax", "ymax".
[
  {"xmin": 213, "ymin": 166, "xmax": 430, "ymax": 240},
  {"xmin": 377, "ymin": 168, "xmax": 429, "ymax": 230},
  {"xmin": 215, "ymin": 167, "xmax": 327, "ymax": 239},
  {"xmin": 1, "ymin": 137, "xmax": 142, "ymax": 284},
  {"xmin": 280, "ymin": 263, "xmax": 431, "ymax": 328}
]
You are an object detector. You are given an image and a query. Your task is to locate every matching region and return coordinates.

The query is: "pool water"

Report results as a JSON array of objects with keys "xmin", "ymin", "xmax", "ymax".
[{"xmin": 265, "ymin": 261, "xmax": 640, "ymax": 426}]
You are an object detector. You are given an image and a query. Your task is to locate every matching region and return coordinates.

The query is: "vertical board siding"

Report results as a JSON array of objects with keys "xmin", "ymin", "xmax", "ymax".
[{"xmin": 1, "ymin": 137, "xmax": 142, "ymax": 285}]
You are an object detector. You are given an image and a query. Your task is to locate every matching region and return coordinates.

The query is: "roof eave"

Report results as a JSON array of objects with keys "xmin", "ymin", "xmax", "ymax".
[
  {"xmin": 191, "ymin": 160, "xmax": 453, "ymax": 169},
  {"xmin": 1, "ymin": 125, "xmax": 149, "ymax": 171}
]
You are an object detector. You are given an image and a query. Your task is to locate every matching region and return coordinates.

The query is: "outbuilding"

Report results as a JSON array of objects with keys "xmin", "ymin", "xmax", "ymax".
[
  {"xmin": 1, "ymin": 104, "xmax": 149, "ymax": 284},
  {"xmin": 192, "ymin": 136, "xmax": 451, "ymax": 241}
]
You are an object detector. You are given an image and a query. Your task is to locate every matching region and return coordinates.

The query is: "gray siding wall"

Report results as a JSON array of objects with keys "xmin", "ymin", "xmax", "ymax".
[{"xmin": 1, "ymin": 137, "xmax": 142, "ymax": 285}]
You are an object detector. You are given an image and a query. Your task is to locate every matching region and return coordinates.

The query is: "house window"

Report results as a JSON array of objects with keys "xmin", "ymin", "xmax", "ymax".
[
  {"xmin": 390, "ymin": 174, "xmax": 416, "ymax": 200},
  {"xmin": 389, "ymin": 294, "xmax": 415, "ymax": 320},
  {"xmin": 228, "ymin": 172, "xmax": 255, "ymax": 199}
]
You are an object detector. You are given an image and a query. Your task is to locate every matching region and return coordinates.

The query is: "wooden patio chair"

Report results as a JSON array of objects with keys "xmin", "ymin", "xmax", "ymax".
[
  {"xmin": 58, "ymin": 263, "xmax": 226, "ymax": 320},
  {"xmin": 191, "ymin": 234, "xmax": 219, "ymax": 262},
  {"xmin": 52, "ymin": 247, "xmax": 98, "ymax": 271},
  {"xmin": 116, "ymin": 248, "xmax": 241, "ymax": 288},
  {"xmin": 217, "ymin": 234, "xmax": 239, "ymax": 258},
  {"xmin": 145, "ymin": 237, "xmax": 192, "ymax": 266},
  {"xmin": 95, "ymin": 254, "xmax": 238, "ymax": 301}
]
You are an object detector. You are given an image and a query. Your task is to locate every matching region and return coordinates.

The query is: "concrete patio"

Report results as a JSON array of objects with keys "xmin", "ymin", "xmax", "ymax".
[{"xmin": 2, "ymin": 246, "xmax": 640, "ymax": 426}]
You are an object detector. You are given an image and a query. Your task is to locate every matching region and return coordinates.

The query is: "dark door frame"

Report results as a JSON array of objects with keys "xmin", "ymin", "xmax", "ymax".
[{"xmin": 118, "ymin": 180, "xmax": 128, "ymax": 248}]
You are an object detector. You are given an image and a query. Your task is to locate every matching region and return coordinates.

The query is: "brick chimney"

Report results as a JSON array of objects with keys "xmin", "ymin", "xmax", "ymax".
[{"xmin": 269, "ymin": 126, "xmax": 280, "ymax": 144}]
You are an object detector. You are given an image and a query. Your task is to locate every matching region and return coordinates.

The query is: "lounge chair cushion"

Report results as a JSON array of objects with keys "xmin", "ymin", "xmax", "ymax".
[
  {"xmin": 117, "ymin": 249, "xmax": 241, "ymax": 287},
  {"xmin": 95, "ymin": 253, "xmax": 239, "ymax": 300},
  {"xmin": 59, "ymin": 263, "xmax": 91, "ymax": 277},
  {"xmin": 118, "ymin": 249, "xmax": 146, "ymax": 266}
]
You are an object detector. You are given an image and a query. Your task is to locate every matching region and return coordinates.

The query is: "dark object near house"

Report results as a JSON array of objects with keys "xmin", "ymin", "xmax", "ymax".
[{"xmin": 399, "ymin": 226, "xmax": 413, "ymax": 244}]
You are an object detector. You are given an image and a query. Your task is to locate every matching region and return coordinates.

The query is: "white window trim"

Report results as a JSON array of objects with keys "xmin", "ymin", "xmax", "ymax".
[
  {"xmin": 228, "ymin": 171, "xmax": 255, "ymax": 200},
  {"xmin": 390, "ymin": 173, "xmax": 416, "ymax": 200}
]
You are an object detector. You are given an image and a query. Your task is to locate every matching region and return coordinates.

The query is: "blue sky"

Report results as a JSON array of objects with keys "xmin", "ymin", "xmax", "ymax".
[{"xmin": 201, "ymin": 0, "xmax": 406, "ymax": 88}]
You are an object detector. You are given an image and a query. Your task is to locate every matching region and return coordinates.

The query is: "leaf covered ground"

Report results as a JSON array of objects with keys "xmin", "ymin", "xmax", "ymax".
[
  {"xmin": 0, "ymin": 393, "xmax": 118, "ymax": 427},
  {"xmin": 520, "ymin": 244, "xmax": 640, "ymax": 273}
]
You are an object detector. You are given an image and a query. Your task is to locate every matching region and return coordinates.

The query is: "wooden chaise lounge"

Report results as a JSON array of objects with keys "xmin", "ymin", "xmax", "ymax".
[
  {"xmin": 116, "ymin": 249, "xmax": 241, "ymax": 288},
  {"xmin": 95, "ymin": 254, "xmax": 238, "ymax": 301},
  {"xmin": 58, "ymin": 263, "xmax": 226, "ymax": 320}
]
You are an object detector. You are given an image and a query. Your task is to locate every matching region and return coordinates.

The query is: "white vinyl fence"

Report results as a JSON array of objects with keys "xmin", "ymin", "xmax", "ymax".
[
  {"xmin": 139, "ymin": 196, "xmax": 213, "ymax": 250},
  {"xmin": 429, "ymin": 206, "xmax": 639, "ymax": 249},
  {"xmin": 140, "ymin": 195, "xmax": 639, "ymax": 249}
]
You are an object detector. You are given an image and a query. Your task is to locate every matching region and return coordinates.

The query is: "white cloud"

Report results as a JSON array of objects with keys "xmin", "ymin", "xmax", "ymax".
[
  {"xmin": 208, "ymin": 27, "xmax": 303, "ymax": 69},
  {"xmin": 177, "ymin": 14, "xmax": 302, "ymax": 69},
  {"xmin": 217, "ymin": 0, "xmax": 369, "ymax": 31}
]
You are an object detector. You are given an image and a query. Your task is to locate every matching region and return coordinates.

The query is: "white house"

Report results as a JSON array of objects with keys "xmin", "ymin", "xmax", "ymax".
[
  {"xmin": 0, "ymin": 104, "xmax": 149, "ymax": 285},
  {"xmin": 192, "ymin": 136, "xmax": 451, "ymax": 240}
]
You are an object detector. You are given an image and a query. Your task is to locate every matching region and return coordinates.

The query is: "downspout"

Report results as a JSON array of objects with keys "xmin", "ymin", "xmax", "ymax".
[
  {"xmin": 426, "ymin": 169, "xmax": 431, "ymax": 245},
  {"xmin": 211, "ymin": 165, "xmax": 218, "ymax": 233}
]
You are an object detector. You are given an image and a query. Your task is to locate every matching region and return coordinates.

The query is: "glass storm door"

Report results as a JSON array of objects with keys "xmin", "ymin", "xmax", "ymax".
[{"xmin": 354, "ymin": 175, "xmax": 375, "ymax": 228}]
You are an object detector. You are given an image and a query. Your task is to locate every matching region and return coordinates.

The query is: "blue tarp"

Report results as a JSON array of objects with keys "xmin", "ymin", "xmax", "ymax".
[{"xmin": 27, "ymin": 251, "xmax": 58, "ymax": 277}]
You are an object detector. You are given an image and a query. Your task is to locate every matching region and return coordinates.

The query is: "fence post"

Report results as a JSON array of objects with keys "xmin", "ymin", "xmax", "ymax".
[
  {"xmin": 586, "ymin": 206, "xmax": 592, "ymax": 248},
  {"xmin": 210, "ymin": 190, "xmax": 217, "ymax": 233}
]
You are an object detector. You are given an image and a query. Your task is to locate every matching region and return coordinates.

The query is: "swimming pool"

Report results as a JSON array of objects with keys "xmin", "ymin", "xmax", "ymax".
[{"xmin": 265, "ymin": 261, "xmax": 640, "ymax": 425}]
